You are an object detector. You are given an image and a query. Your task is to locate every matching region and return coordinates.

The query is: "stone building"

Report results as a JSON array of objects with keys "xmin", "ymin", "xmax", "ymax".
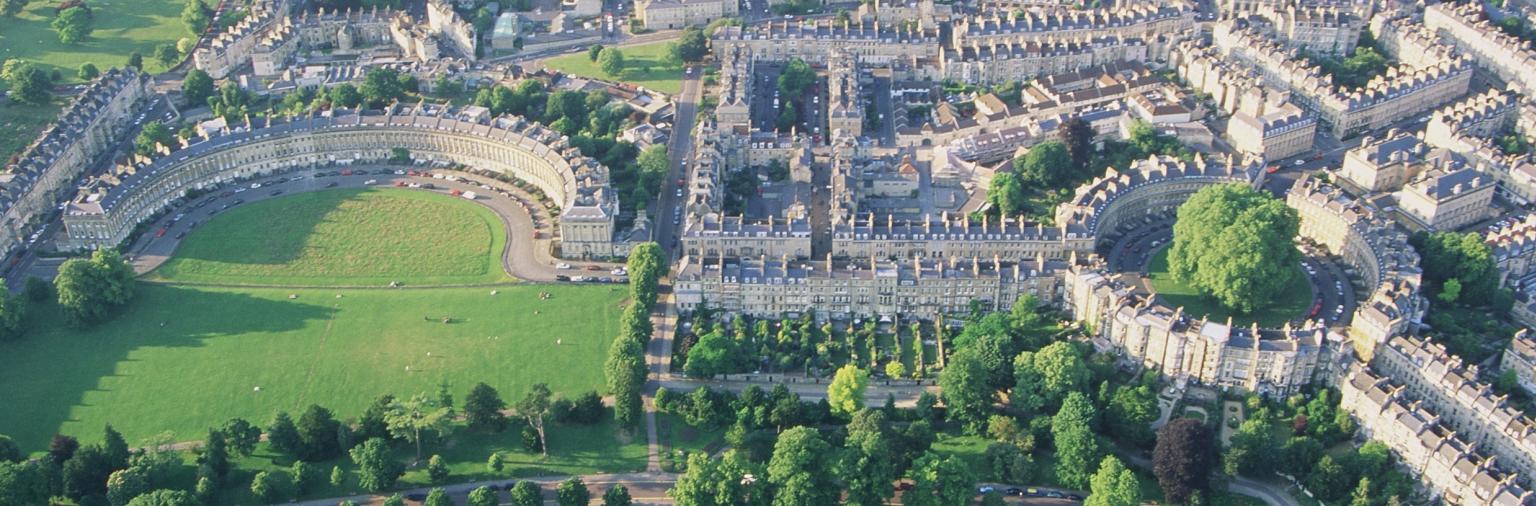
[
  {"xmin": 1338, "ymin": 130, "xmax": 1434, "ymax": 193},
  {"xmin": 1488, "ymin": 214, "xmax": 1536, "ymax": 290},
  {"xmin": 1426, "ymin": 88, "xmax": 1521, "ymax": 150},
  {"xmin": 62, "ymin": 105, "xmax": 618, "ymax": 257},
  {"xmin": 711, "ymin": 21, "xmax": 942, "ymax": 66},
  {"xmin": 1502, "ymin": 329, "xmax": 1536, "ymax": 396},
  {"xmin": 938, "ymin": 36, "xmax": 1150, "ymax": 85},
  {"xmin": 1339, "ymin": 365, "xmax": 1536, "ymax": 505},
  {"xmin": 1227, "ymin": 94, "xmax": 1317, "ymax": 161},
  {"xmin": 0, "ymin": 68, "xmax": 152, "ymax": 258},
  {"xmin": 949, "ymin": 3, "xmax": 1198, "ymax": 62},
  {"xmin": 1395, "ymin": 166, "xmax": 1494, "ymax": 231},
  {"xmin": 637, "ymin": 0, "xmax": 737, "ymax": 30},
  {"xmin": 1424, "ymin": 2, "xmax": 1536, "ymax": 98},
  {"xmin": 826, "ymin": 51, "xmax": 864, "ymax": 138},
  {"xmin": 192, "ymin": 0, "xmax": 293, "ymax": 79},
  {"xmin": 1371, "ymin": 335, "xmax": 1536, "ymax": 489}
]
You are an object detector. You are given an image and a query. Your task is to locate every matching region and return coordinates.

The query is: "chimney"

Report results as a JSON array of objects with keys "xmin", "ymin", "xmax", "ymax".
[
  {"xmin": 924, "ymin": 214, "xmax": 932, "ymax": 234},
  {"xmin": 826, "ymin": 252, "xmax": 833, "ymax": 274},
  {"xmin": 972, "ymin": 256, "xmax": 979, "ymax": 277}
]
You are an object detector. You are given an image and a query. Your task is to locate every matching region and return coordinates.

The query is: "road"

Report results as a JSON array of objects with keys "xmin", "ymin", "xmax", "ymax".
[
  {"xmin": 650, "ymin": 66, "xmax": 703, "ymax": 254},
  {"xmin": 292, "ymin": 472, "xmax": 678, "ymax": 506},
  {"xmin": 122, "ymin": 167, "xmax": 622, "ymax": 282}
]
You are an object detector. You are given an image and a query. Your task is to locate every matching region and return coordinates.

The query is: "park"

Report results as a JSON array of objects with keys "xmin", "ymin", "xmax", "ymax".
[
  {"xmin": 0, "ymin": 187, "xmax": 640, "ymax": 499},
  {"xmin": 544, "ymin": 40, "xmax": 686, "ymax": 95}
]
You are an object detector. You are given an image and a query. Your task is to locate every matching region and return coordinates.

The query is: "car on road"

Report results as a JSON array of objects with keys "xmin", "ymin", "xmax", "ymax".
[
  {"xmin": 556, "ymin": 263, "xmax": 572, "ymax": 269},
  {"xmin": 1293, "ymin": 159, "xmax": 1305, "ymax": 166},
  {"xmin": 555, "ymin": 275, "xmax": 571, "ymax": 281},
  {"xmin": 364, "ymin": 179, "xmax": 377, "ymax": 185},
  {"xmin": 1266, "ymin": 165, "xmax": 1280, "ymax": 174},
  {"xmin": 585, "ymin": 265, "xmax": 604, "ymax": 271},
  {"xmin": 611, "ymin": 267, "xmax": 627, "ymax": 276},
  {"xmin": 250, "ymin": 183, "xmax": 262, "ymax": 189},
  {"xmin": 233, "ymin": 187, "xmax": 246, "ymax": 193},
  {"xmin": 269, "ymin": 189, "xmax": 283, "ymax": 196},
  {"xmin": 155, "ymin": 227, "xmax": 167, "ymax": 238},
  {"xmin": 325, "ymin": 182, "xmax": 338, "ymax": 188},
  {"xmin": 977, "ymin": 486, "xmax": 995, "ymax": 495},
  {"xmin": 175, "ymin": 231, "xmax": 186, "ymax": 240},
  {"xmin": 1067, "ymin": 494, "xmax": 1085, "ymax": 501},
  {"xmin": 1005, "ymin": 488, "xmax": 1024, "ymax": 496}
]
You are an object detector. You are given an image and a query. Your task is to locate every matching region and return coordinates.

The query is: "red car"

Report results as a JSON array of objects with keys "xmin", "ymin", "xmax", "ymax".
[{"xmin": 155, "ymin": 227, "xmax": 167, "ymax": 238}]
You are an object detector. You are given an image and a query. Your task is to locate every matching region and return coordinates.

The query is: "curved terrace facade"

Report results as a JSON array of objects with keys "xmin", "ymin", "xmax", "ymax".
[{"xmin": 61, "ymin": 105, "xmax": 619, "ymax": 258}]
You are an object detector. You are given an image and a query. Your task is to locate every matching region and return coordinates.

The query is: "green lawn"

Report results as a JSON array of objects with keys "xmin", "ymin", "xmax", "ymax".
[
  {"xmin": 544, "ymin": 40, "xmax": 684, "ymax": 95},
  {"xmin": 1146, "ymin": 248, "xmax": 1313, "ymax": 328},
  {"xmin": 0, "ymin": 99, "xmax": 60, "ymax": 165},
  {"xmin": 147, "ymin": 188, "xmax": 512, "ymax": 286},
  {"xmin": 0, "ymin": 282, "xmax": 628, "ymax": 451},
  {"xmin": 0, "ymin": 0, "xmax": 188, "ymax": 80}
]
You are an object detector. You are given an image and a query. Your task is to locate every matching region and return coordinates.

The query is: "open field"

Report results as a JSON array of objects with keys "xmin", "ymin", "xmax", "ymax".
[
  {"xmin": 544, "ymin": 40, "xmax": 684, "ymax": 94},
  {"xmin": 1146, "ymin": 248, "xmax": 1312, "ymax": 328},
  {"xmin": 0, "ymin": 0, "xmax": 188, "ymax": 79},
  {"xmin": 147, "ymin": 188, "xmax": 511, "ymax": 286},
  {"xmin": 0, "ymin": 282, "xmax": 628, "ymax": 450}
]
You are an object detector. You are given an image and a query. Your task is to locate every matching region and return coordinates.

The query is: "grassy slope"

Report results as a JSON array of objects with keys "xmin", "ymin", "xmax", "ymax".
[
  {"xmin": 0, "ymin": 282, "xmax": 628, "ymax": 450},
  {"xmin": 147, "ymin": 188, "xmax": 511, "ymax": 286},
  {"xmin": 1145, "ymin": 248, "xmax": 1312, "ymax": 328},
  {"xmin": 0, "ymin": 0, "xmax": 187, "ymax": 79},
  {"xmin": 0, "ymin": 99, "xmax": 60, "ymax": 165},
  {"xmin": 543, "ymin": 40, "xmax": 684, "ymax": 95}
]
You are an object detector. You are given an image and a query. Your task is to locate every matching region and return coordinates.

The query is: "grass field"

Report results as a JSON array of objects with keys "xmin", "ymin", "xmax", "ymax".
[
  {"xmin": 1146, "ymin": 248, "xmax": 1312, "ymax": 328},
  {"xmin": 0, "ymin": 0, "xmax": 188, "ymax": 80},
  {"xmin": 148, "ymin": 188, "xmax": 511, "ymax": 286},
  {"xmin": 0, "ymin": 282, "xmax": 629, "ymax": 450},
  {"xmin": 544, "ymin": 40, "xmax": 684, "ymax": 95},
  {"xmin": 0, "ymin": 99, "xmax": 61, "ymax": 166}
]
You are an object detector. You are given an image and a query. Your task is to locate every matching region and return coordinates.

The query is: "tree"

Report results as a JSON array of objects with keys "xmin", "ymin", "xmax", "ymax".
[
  {"xmin": 1013, "ymin": 141, "xmax": 1073, "ymax": 187},
  {"xmin": 939, "ymin": 347, "xmax": 993, "ymax": 434},
  {"xmin": 986, "ymin": 172, "xmax": 1025, "ymax": 217},
  {"xmin": 775, "ymin": 102, "xmax": 797, "ymax": 131},
  {"xmin": 360, "ymin": 67, "xmax": 406, "ymax": 108},
  {"xmin": 1154, "ymin": 418, "xmax": 1212, "ymax": 503},
  {"xmin": 907, "ymin": 452, "xmax": 976, "ymax": 506},
  {"xmin": 135, "ymin": 121, "xmax": 175, "ymax": 155},
  {"xmin": 78, "ymin": 62, "xmax": 99, "ymax": 80},
  {"xmin": 1411, "ymin": 231, "xmax": 1502, "ymax": 305},
  {"xmin": 1224, "ymin": 418, "xmax": 1276, "ymax": 477},
  {"xmin": 127, "ymin": 52, "xmax": 143, "ymax": 70},
  {"xmin": 1086, "ymin": 457, "xmax": 1140, "ymax": 506},
  {"xmin": 1053, "ymin": 392, "xmax": 1102, "ymax": 489},
  {"xmin": 606, "ymin": 335, "xmax": 647, "ymax": 428},
  {"xmin": 330, "ymin": 83, "xmax": 363, "ymax": 108},
  {"xmin": 297, "ymin": 404, "xmax": 342, "ymax": 461},
  {"xmin": 426, "ymin": 454, "xmax": 450, "ymax": 484},
  {"xmin": 197, "ymin": 429, "xmax": 230, "ymax": 481},
  {"xmin": 106, "ymin": 466, "xmax": 150, "ymax": 506},
  {"xmin": 125, "ymin": 489, "xmax": 198, "ymax": 506},
  {"xmin": 1105, "ymin": 382, "xmax": 1158, "ymax": 448},
  {"xmin": 487, "ymin": 453, "xmax": 504, "ymax": 473},
  {"xmin": 668, "ymin": 26, "xmax": 709, "ymax": 63},
  {"xmin": 598, "ymin": 48, "xmax": 625, "ymax": 77},
  {"xmin": 153, "ymin": 43, "xmax": 179, "ymax": 68},
  {"xmin": 330, "ymin": 465, "xmax": 346, "ymax": 488},
  {"xmin": 686, "ymin": 330, "xmax": 735, "ymax": 378},
  {"xmin": 556, "ymin": 476, "xmax": 591, "ymax": 506},
  {"xmin": 267, "ymin": 411, "xmax": 302, "ymax": 456},
  {"xmin": 62, "ymin": 445, "xmax": 114, "ymax": 500},
  {"xmin": 768, "ymin": 427, "xmax": 837, "ymax": 506},
  {"xmin": 588, "ymin": 44, "xmax": 605, "ymax": 62},
  {"xmin": 385, "ymin": 393, "xmax": 452, "ymax": 461},
  {"xmin": 53, "ymin": 6, "xmax": 93, "ymax": 44},
  {"xmin": 464, "ymin": 382, "xmax": 508, "ymax": 431},
  {"xmin": 603, "ymin": 484, "xmax": 633, "ymax": 506},
  {"xmin": 5, "ymin": 61, "xmax": 52, "ymax": 105},
  {"xmin": 1059, "ymin": 116, "xmax": 1097, "ymax": 174},
  {"xmin": 468, "ymin": 486, "xmax": 500, "ymax": 506},
  {"xmin": 777, "ymin": 58, "xmax": 816, "ymax": 97},
  {"xmin": 0, "ymin": 0, "xmax": 29, "ymax": 17},
  {"xmin": 1168, "ymin": 183, "xmax": 1301, "ymax": 313},
  {"xmin": 49, "ymin": 433, "xmax": 79, "ymax": 463},
  {"xmin": 383, "ymin": 495, "xmax": 406, "ymax": 506},
  {"xmin": 519, "ymin": 383, "xmax": 554, "ymax": 457},
  {"xmin": 827, "ymin": 365, "xmax": 870, "ymax": 418},
  {"xmin": 510, "ymin": 481, "xmax": 543, "ymax": 506},
  {"xmin": 1013, "ymin": 342, "xmax": 1089, "ymax": 410},
  {"xmin": 176, "ymin": 68, "xmax": 215, "ymax": 108},
  {"xmin": 349, "ymin": 438, "xmax": 403, "ymax": 491},
  {"xmin": 220, "ymin": 418, "xmax": 261, "ymax": 456},
  {"xmin": 0, "ymin": 460, "xmax": 51, "ymax": 506},
  {"xmin": 0, "ymin": 435, "xmax": 19, "ymax": 464},
  {"xmin": 250, "ymin": 470, "xmax": 296, "ymax": 503},
  {"xmin": 839, "ymin": 414, "xmax": 896, "ymax": 506},
  {"xmin": 1307, "ymin": 455, "xmax": 1352, "ymax": 501},
  {"xmin": 181, "ymin": 0, "xmax": 210, "ymax": 35},
  {"xmin": 421, "ymin": 488, "xmax": 451, "ymax": 506}
]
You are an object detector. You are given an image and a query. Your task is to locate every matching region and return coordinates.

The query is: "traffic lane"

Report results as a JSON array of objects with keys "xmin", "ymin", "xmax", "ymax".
[{"xmin": 655, "ymin": 69, "xmax": 700, "ymax": 254}]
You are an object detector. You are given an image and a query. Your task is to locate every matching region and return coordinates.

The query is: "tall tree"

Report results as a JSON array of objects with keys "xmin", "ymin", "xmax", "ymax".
[
  {"xmin": 52, "ymin": 6, "xmax": 93, "ymax": 44},
  {"xmin": 839, "ymin": 412, "xmax": 895, "ymax": 506},
  {"xmin": 181, "ymin": 69, "xmax": 214, "ymax": 106},
  {"xmin": 181, "ymin": 0, "xmax": 211, "ymax": 34},
  {"xmin": 220, "ymin": 418, "xmax": 261, "ymax": 456},
  {"xmin": 671, "ymin": 26, "xmax": 709, "ymax": 63},
  {"xmin": 266, "ymin": 411, "xmax": 302, "ymax": 456},
  {"xmin": 777, "ymin": 59, "xmax": 816, "ymax": 97},
  {"xmin": 598, "ymin": 48, "xmax": 625, "ymax": 77},
  {"xmin": 106, "ymin": 466, "xmax": 151, "ymax": 506},
  {"xmin": 1013, "ymin": 141, "xmax": 1073, "ymax": 187},
  {"xmin": 62, "ymin": 444, "xmax": 114, "ymax": 500},
  {"xmin": 78, "ymin": 62, "xmax": 100, "ymax": 80},
  {"xmin": 1052, "ymin": 392, "xmax": 1102, "ymax": 489},
  {"xmin": 153, "ymin": 43, "xmax": 179, "ymax": 68},
  {"xmin": 384, "ymin": 393, "xmax": 453, "ymax": 461},
  {"xmin": 464, "ymin": 382, "xmax": 508, "ymax": 431},
  {"xmin": 348, "ymin": 438, "xmax": 403, "ymax": 491},
  {"xmin": 510, "ymin": 481, "xmax": 543, "ymax": 506},
  {"xmin": 767, "ymin": 427, "xmax": 837, "ymax": 506},
  {"xmin": 826, "ymin": 365, "xmax": 870, "ymax": 419},
  {"xmin": 297, "ymin": 405, "xmax": 342, "ymax": 461},
  {"xmin": 1168, "ymin": 183, "xmax": 1300, "ymax": 313},
  {"xmin": 1059, "ymin": 116, "xmax": 1097, "ymax": 174},
  {"xmin": 605, "ymin": 335, "xmax": 647, "ymax": 428},
  {"xmin": 124, "ymin": 489, "xmax": 199, "ymax": 506},
  {"xmin": 518, "ymin": 383, "xmax": 554, "ymax": 457},
  {"xmin": 424, "ymin": 488, "xmax": 452, "ymax": 506},
  {"xmin": 1153, "ymin": 418, "xmax": 1212, "ymax": 504},
  {"xmin": 1086, "ymin": 456, "xmax": 1140, "ymax": 506},
  {"xmin": 939, "ymin": 348, "xmax": 993, "ymax": 435},
  {"xmin": 603, "ymin": 484, "xmax": 633, "ymax": 506},
  {"xmin": 0, "ymin": 435, "xmax": 21, "ymax": 464},
  {"xmin": 0, "ymin": 460, "xmax": 51, "ymax": 506},
  {"xmin": 986, "ymin": 172, "xmax": 1025, "ymax": 217},
  {"xmin": 1012, "ymin": 342, "xmax": 1089, "ymax": 411},
  {"xmin": 3, "ymin": 60, "xmax": 51, "ymax": 105},
  {"xmin": 907, "ymin": 452, "xmax": 976, "ymax": 506},
  {"xmin": 468, "ymin": 486, "xmax": 499, "ymax": 506},
  {"xmin": 197, "ymin": 429, "xmax": 230, "ymax": 481}
]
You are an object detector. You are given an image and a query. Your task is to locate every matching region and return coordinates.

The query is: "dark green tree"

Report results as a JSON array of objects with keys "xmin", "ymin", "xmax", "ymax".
[
  {"xmin": 671, "ymin": 27, "xmax": 709, "ymax": 63},
  {"xmin": 598, "ymin": 48, "xmax": 625, "ymax": 77},
  {"xmin": 986, "ymin": 172, "xmax": 1024, "ymax": 217},
  {"xmin": 181, "ymin": 69, "xmax": 214, "ymax": 106},
  {"xmin": 939, "ymin": 347, "xmax": 992, "ymax": 435},
  {"xmin": 0, "ymin": 0, "xmax": 31, "ymax": 17},
  {"xmin": 5, "ymin": 61, "xmax": 53, "ymax": 105},
  {"xmin": 1052, "ymin": 392, "xmax": 1102, "ymax": 489},
  {"xmin": 907, "ymin": 452, "xmax": 976, "ymax": 506},
  {"xmin": 53, "ymin": 6, "xmax": 93, "ymax": 44},
  {"xmin": 1013, "ymin": 140, "xmax": 1073, "ymax": 187},
  {"xmin": 777, "ymin": 58, "xmax": 816, "ymax": 97},
  {"xmin": 153, "ymin": 43, "xmax": 179, "ymax": 68},
  {"xmin": 602, "ymin": 483, "xmax": 633, "ymax": 506},
  {"xmin": 220, "ymin": 418, "xmax": 261, "ymax": 456},
  {"xmin": 297, "ymin": 404, "xmax": 342, "ymax": 460},
  {"xmin": 510, "ymin": 481, "xmax": 543, "ymax": 506},
  {"xmin": 424, "ymin": 488, "xmax": 452, "ymax": 506},
  {"xmin": 767, "ymin": 427, "xmax": 837, "ymax": 506},
  {"xmin": 557, "ymin": 476, "xmax": 591, "ymax": 506},
  {"xmin": 349, "ymin": 438, "xmax": 403, "ymax": 491},
  {"xmin": 1168, "ymin": 183, "xmax": 1300, "ymax": 313},
  {"xmin": 468, "ymin": 486, "xmax": 499, "ymax": 506},
  {"xmin": 135, "ymin": 121, "xmax": 175, "ymax": 155},
  {"xmin": 78, "ymin": 62, "xmax": 99, "ymax": 80},
  {"xmin": 464, "ymin": 382, "xmax": 508, "ymax": 431},
  {"xmin": 124, "ymin": 489, "xmax": 198, "ymax": 506},
  {"xmin": 0, "ymin": 460, "xmax": 51, "ymax": 506},
  {"xmin": 839, "ymin": 411, "xmax": 895, "ymax": 506}
]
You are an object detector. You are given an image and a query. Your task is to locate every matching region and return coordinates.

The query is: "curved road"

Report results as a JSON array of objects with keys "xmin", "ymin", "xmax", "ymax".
[{"xmin": 125, "ymin": 167, "xmax": 623, "ymax": 283}]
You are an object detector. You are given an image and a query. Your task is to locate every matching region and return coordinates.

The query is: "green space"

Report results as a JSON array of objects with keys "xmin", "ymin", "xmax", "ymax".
[
  {"xmin": 0, "ymin": 98, "xmax": 59, "ymax": 164},
  {"xmin": 0, "ymin": 0, "xmax": 187, "ymax": 79},
  {"xmin": 0, "ymin": 281, "xmax": 628, "ymax": 450},
  {"xmin": 544, "ymin": 40, "xmax": 684, "ymax": 94},
  {"xmin": 1146, "ymin": 247, "xmax": 1312, "ymax": 328},
  {"xmin": 656, "ymin": 413, "xmax": 726, "ymax": 472},
  {"xmin": 147, "ymin": 188, "xmax": 511, "ymax": 286}
]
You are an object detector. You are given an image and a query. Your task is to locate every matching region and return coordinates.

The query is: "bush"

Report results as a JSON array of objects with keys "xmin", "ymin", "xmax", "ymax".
[{"xmin": 521, "ymin": 426, "xmax": 542, "ymax": 453}]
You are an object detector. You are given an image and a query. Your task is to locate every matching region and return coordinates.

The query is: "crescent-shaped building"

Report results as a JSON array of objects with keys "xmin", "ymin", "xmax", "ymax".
[{"xmin": 61, "ymin": 104, "xmax": 620, "ymax": 258}]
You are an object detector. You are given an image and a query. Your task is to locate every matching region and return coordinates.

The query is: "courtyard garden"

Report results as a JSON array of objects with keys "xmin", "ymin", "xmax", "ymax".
[
  {"xmin": 1146, "ymin": 247, "xmax": 1312, "ymax": 328},
  {"xmin": 544, "ymin": 40, "xmax": 685, "ymax": 94}
]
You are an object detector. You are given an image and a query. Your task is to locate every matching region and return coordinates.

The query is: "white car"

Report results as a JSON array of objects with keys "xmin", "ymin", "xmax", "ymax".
[
  {"xmin": 250, "ymin": 183, "xmax": 262, "ymax": 189},
  {"xmin": 611, "ymin": 268, "xmax": 627, "ymax": 276},
  {"xmin": 363, "ymin": 179, "xmax": 377, "ymax": 185},
  {"xmin": 1293, "ymin": 159, "xmax": 1305, "ymax": 166},
  {"xmin": 556, "ymin": 263, "xmax": 572, "ymax": 270}
]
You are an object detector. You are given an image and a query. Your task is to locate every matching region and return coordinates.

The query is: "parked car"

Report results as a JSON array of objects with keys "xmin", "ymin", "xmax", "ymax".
[{"xmin": 556, "ymin": 263, "xmax": 572, "ymax": 270}]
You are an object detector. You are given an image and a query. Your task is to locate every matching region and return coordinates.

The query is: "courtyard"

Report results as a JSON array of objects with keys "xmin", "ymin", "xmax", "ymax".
[{"xmin": 1145, "ymin": 247, "xmax": 1313, "ymax": 328}]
